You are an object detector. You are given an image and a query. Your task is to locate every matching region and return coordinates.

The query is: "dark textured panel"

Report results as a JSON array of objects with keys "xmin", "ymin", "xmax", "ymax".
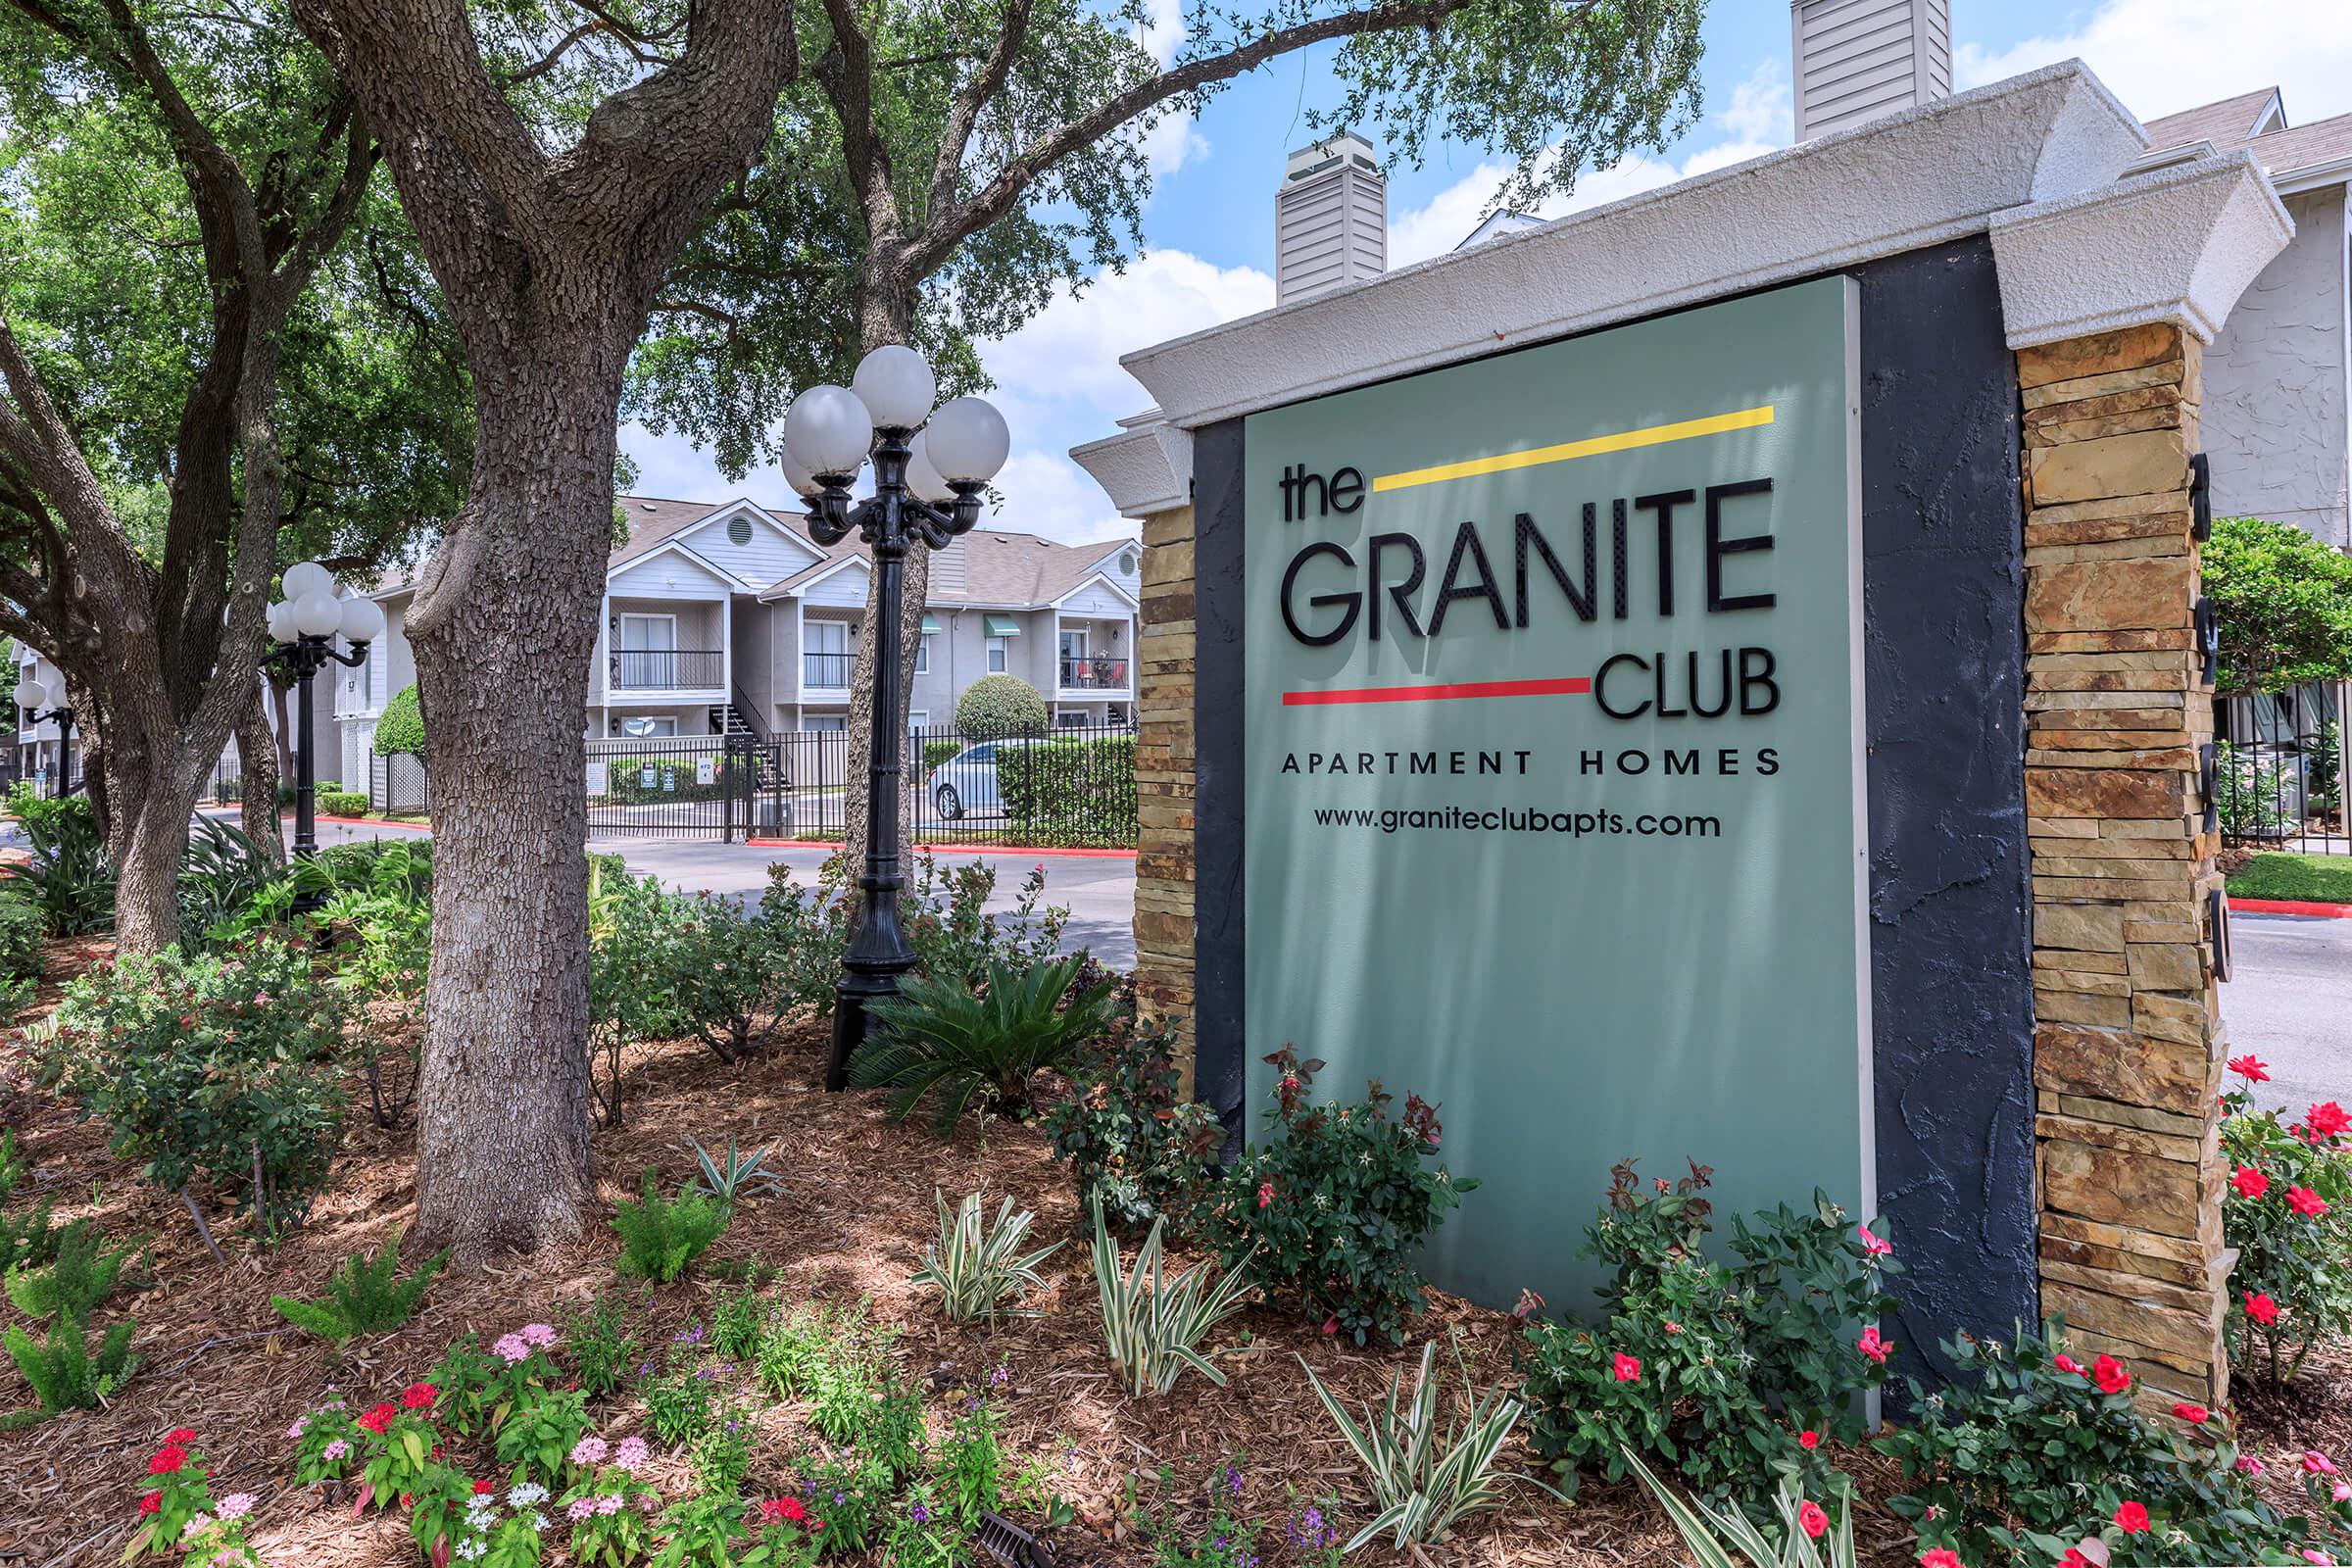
[
  {"xmin": 1193, "ymin": 417, "xmax": 1250, "ymax": 1147},
  {"xmin": 1858, "ymin": 236, "xmax": 2038, "ymax": 1381}
]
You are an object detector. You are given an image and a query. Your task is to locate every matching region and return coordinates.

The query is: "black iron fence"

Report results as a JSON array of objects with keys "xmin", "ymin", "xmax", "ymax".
[
  {"xmin": 209, "ymin": 744, "xmax": 245, "ymax": 805},
  {"xmin": 370, "ymin": 753, "xmax": 430, "ymax": 817},
  {"xmin": 2217, "ymin": 683, "xmax": 2349, "ymax": 857},
  {"xmin": 609, "ymin": 649, "xmax": 723, "ymax": 690}
]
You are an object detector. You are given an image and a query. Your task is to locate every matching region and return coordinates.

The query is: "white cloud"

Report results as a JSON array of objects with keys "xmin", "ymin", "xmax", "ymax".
[
  {"xmin": 1385, "ymin": 59, "xmax": 1792, "ymax": 268},
  {"xmin": 1955, "ymin": 0, "xmax": 2352, "ymax": 124},
  {"xmin": 1128, "ymin": 0, "xmax": 1206, "ymax": 175}
]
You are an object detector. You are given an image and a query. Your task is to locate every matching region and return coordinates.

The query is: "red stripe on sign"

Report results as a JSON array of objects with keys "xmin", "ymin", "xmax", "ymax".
[{"xmin": 1283, "ymin": 675, "xmax": 1593, "ymax": 707}]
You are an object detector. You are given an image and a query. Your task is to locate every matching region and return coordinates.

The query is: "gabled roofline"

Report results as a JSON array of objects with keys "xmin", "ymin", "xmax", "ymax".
[
  {"xmin": 758, "ymin": 552, "xmax": 869, "ymax": 604},
  {"xmin": 674, "ymin": 497, "xmax": 829, "ymax": 570},
  {"xmin": 1048, "ymin": 571, "xmax": 1142, "ymax": 612},
  {"xmin": 609, "ymin": 535, "xmax": 760, "ymax": 593}
]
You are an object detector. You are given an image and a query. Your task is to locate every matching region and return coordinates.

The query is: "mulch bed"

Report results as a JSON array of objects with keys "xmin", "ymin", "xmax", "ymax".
[{"xmin": 0, "ymin": 935, "xmax": 2342, "ymax": 1568}]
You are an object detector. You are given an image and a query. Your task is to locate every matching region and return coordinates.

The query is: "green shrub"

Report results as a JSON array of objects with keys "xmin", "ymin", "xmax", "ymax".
[
  {"xmin": 373, "ymin": 683, "xmax": 426, "ymax": 757},
  {"xmin": 954, "ymin": 673, "xmax": 1048, "ymax": 740},
  {"xmin": 599, "ymin": 753, "xmax": 729, "ymax": 804},
  {"xmin": 1198, "ymin": 1048, "xmax": 1471, "ymax": 1347},
  {"xmin": 0, "ymin": 892, "xmax": 44, "ymax": 983},
  {"xmin": 0, "ymin": 1193, "xmax": 59, "ymax": 1275},
  {"xmin": 2221, "ymin": 1068, "xmax": 2352, "ymax": 1386},
  {"xmin": 1516, "ymin": 1160, "xmax": 1895, "ymax": 1508},
  {"xmin": 3, "ymin": 1312, "xmax": 137, "ymax": 1419},
  {"xmin": 3, "ymin": 1217, "xmax": 137, "ymax": 1321},
  {"xmin": 2, "ymin": 795, "xmax": 113, "ymax": 936},
  {"xmin": 921, "ymin": 736, "xmax": 963, "ymax": 772},
  {"xmin": 849, "ymin": 954, "xmax": 1119, "ymax": 1132},
  {"xmin": 903, "ymin": 858, "xmax": 1069, "ymax": 990},
  {"xmin": 2203, "ymin": 514, "xmax": 2352, "ymax": 693},
  {"xmin": 662, "ymin": 891, "xmax": 794, "ymax": 1062},
  {"xmin": 1042, "ymin": 1014, "xmax": 1218, "ymax": 1235},
  {"xmin": 316, "ymin": 788, "xmax": 370, "ymax": 817},
  {"xmin": 612, "ymin": 1167, "xmax": 727, "ymax": 1282},
  {"xmin": 270, "ymin": 1237, "xmax": 449, "ymax": 1348},
  {"xmin": 53, "ymin": 940, "xmax": 348, "ymax": 1241},
  {"xmin": 996, "ymin": 732, "xmax": 1137, "ymax": 846},
  {"xmin": 1879, "ymin": 1321, "xmax": 2298, "ymax": 1565}
]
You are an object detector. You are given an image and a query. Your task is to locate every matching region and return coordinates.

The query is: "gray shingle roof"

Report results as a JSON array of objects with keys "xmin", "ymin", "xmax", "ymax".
[
  {"xmin": 2142, "ymin": 87, "xmax": 2281, "ymax": 152},
  {"xmin": 2247, "ymin": 113, "xmax": 2352, "ymax": 181}
]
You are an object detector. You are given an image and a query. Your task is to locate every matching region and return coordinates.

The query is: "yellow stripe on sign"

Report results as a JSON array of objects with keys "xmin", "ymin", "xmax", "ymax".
[{"xmin": 1369, "ymin": 405, "xmax": 1777, "ymax": 494}]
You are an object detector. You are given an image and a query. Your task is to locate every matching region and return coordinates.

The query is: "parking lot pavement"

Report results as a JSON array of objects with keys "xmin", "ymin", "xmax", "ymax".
[{"xmin": 2222, "ymin": 911, "xmax": 2352, "ymax": 1115}]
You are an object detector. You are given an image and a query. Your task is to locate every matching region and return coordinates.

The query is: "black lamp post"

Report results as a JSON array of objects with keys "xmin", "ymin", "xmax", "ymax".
[
  {"xmin": 15, "ymin": 677, "xmax": 75, "ymax": 797},
  {"xmin": 778, "ymin": 348, "xmax": 1010, "ymax": 1091},
  {"xmin": 262, "ymin": 561, "xmax": 383, "ymax": 911}
]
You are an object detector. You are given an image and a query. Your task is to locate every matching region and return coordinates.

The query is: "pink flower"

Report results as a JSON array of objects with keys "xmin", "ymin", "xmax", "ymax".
[
  {"xmin": 1919, "ymin": 1551, "xmax": 1964, "ymax": 1568},
  {"xmin": 2238, "ymin": 1454, "xmax": 2266, "ymax": 1475},
  {"xmin": 1857, "ymin": 1326, "xmax": 1888, "ymax": 1364},
  {"xmin": 2053, "ymin": 1353, "xmax": 2086, "ymax": 1376},
  {"xmin": 287, "ymin": 1417, "xmax": 308, "ymax": 1440},
  {"xmin": 2333, "ymin": 1482, "xmax": 2351, "ymax": 1502},
  {"xmin": 596, "ymin": 1494, "xmax": 623, "ymax": 1516},
  {"xmin": 1798, "ymin": 1501, "xmax": 1828, "ymax": 1540},
  {"xmin": 322, "ymin": 1439, "xmax": 350, "ymax": 1461},
  {"xmin": 520, "ymin": 1323, "xmax": 559, "ymax": 1348},
  {"xmin": 2232, "ymin": 1166, "xmax": 2271, "ymax": 1199},
  {"xmin": 2173, "ymin": 1402, "xmax": 2210, "ymax": 1423},
  {"xmin": 216, "ymin": 1494, "xmax": 254, "ymax": 1521},
  {"xmin": 2312, "ymin": 1102, "xmax": 2352, "ymax": 1139},
  {"xmin": 1798, "ymin": 1430, "xmax": 1821, "ymax": 1449},
  {"xmin": 493, "ymin": 1333, "xmax": 532, "ymax": 1363},
  {"xmin": 613, "ymin": 1438, "xmax": 650, "ymax": 1471},
  {"xmin": 1256, "ymin": 1182, "xmax": 1275, "ymax": 1209},
  {"xmin": 1612, "ymin": 1352, "xmax": 1642, "ymax": 1383},
  {"xmin": 571, "ymin": 1437, "xmax": 610, "ymax": 1467},
  {"xmin": 2291, "ymin": 1187, "xmax": 2332, "ymax": 1217},
  {"xmin": 2303, "ymin": 1552, "xmax": 2334, "ymax": 1566},
  {"xmin": 568, "ymin": 1497, "xmax": 598, "ymax": 1523},
  {"xmin": 2308, "ymin": 1451, "xmax": 2340, "ymax": 1476},
  {"xmin": 1856, "ymin": 1224, "xmax": 1891, "ymax": 1257}
]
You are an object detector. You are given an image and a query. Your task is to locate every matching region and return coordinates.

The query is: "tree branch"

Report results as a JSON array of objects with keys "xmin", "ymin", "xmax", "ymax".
[
  {"xmin": 926, "ymin": 0, "xmax": 1032, "ymax": 229},
  {"xmin": 910, "ymin": 0, "xmax": 1478, "ymax": 277}
]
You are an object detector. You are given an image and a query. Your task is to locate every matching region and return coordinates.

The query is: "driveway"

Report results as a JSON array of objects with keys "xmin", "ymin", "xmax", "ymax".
[{"xmin": 2221, "ymin": 911, "xmax": 2352, "ymax": 1115}]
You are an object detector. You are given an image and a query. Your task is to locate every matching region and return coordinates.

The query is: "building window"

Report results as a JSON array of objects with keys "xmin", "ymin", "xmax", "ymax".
[
  {"xmin": 806, "ymin": 714, "xmax": 846, "ymax": 732},
  {"xmin": 907, "ymin": 710, "xmax": 929, "ymax": 742},
  {"xmin": 987, "ymin": 635, "xmax": 1008, "ymax": 673},
  {"xmin": 916, "ymin": 632, "xmax": 934, "ymax": 674}
]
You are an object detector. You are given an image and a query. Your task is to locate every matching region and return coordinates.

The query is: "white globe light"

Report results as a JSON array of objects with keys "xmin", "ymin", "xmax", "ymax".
[
  {"xmin": 903, "ymin": 433, "xmax": 956, "ymax": 503},
  {"xmin": 16, "ymin": 678, "xmax": 47, "ymax": 712},
  {"xmin": 851, "ymin": 345, "xmax": 937, "ymax": 432},
  {"xmin": 339, "ymin": 596, "xmax": 386, "ymax": 643},
  {"xmin": 293, "ymin": 591, "xmax": 342, "ymax": 637},
  {"xmin": 924, "ymin": 396, "xmax": 1009, "ymax": 484},
  {"xmin": 782, "ymin": 383, "xmax": 873, "ymax": 476},
  {"xmin": 266, "ymin": 601, "xmax": 299, "ymax": 644},
  {"xmin": 780, "ymin": 446, "xmax": 823, "ymax": 499},
  {"xmin": 281, "ymin": 560, "xmax": 333, "ymax": 600}
]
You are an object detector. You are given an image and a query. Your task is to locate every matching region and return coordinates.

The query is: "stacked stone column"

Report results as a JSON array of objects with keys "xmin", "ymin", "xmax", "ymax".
[
  {"xmin": 1134, "ymin": 504, "xmax": 1200, "ymax": 1071},
  {"xmin": 2020, "ymin": 321, "xmax": 2230, "ymax": 1409}
]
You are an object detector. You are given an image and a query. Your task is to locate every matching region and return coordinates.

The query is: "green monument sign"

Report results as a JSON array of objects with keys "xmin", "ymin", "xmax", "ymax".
[{"xmin": 1241, "ymin": 276, "xmax": 1870, "ymax": 1312}]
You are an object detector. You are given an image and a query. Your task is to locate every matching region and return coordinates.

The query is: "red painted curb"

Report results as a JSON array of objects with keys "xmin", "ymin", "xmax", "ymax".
[
  {"xmin": 311, "ymin": 813, "xmax": 431, "ymax": 831},
  {"xmin": 744, "ymin": 839, "xmax": 1136, "ymax": 859},
  {"xmin": 2230, "ymin": 896, "xmax": 2352, "ymax": 919}
]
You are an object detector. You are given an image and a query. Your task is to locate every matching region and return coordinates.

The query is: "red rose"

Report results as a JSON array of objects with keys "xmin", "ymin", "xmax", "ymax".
[
  {"xmin": 2093, "ymin": 1354, "xmax": 2131, "ymax": 1395},
  {"xmin": 149, "ymin": 1446, "xmax": 187, "ymax": 1475},
  {"xmin": 1798, "ymin": 1501, "xmax": 1828, "ymax": 1540},
  {"xmin": 2173, "ymin": 1402, "xmax": 2211, "ymax": 1423},
  {"xmin": 138, "ymin": 1491, "xmax": 162, "ymax": 1516},
  {"xmin": 403, "ymin": 1382, "xmax": 438, "ymax": 1409},
  {"xmin": 2229, "ymin": 1054, "xmax": 2271, "ymax": 1083},
  {"xmin": 2114, "ymin": 1500, "xmax": 2149, "ymax": 1533},
  {"xmin": 2311, "ymin": 1102, "xmax": 2352, "ymax": 1138},
  {"xmin": 2290, "ymin": 1187, "xmax": 2331, "ymax": 1217},
  {"xmin": 2246, "ymin": 1291, "xmax": 2280, "ymax": 1325},
  {"xmin": 1255, "ymin": 1182, "xmax": 1275, "ymax": 1209},
  {"xmin": 2053, "ymin": 1353, "xmax": 2086, "ymax": 1376},
  {"xmin": 1857, "ymin": 1326, "xmax": 1888, "ymax": 1364},
  {"xmin": 165, "ymin": 1427, "xmax": 198, "ymax": 1446},
  {"xmin": 2061, "ymin": 1552, "xmax": 2093, "ymax": 1568},
  {"xmin": 1919, "ymin": 1550, "xmax": 1963, "ymax": 1568},
  {"xmin": 2231, "ymin": 1166, "xmax": 2271, "ymax": 1199},
  {"xmin": 1612, "ymin": 1352, "xmax": 1642, "ymax": 1383},
  {"xmin": 1798, "ymin": 1430, "xmax": 1821, "ymax": 1449}
]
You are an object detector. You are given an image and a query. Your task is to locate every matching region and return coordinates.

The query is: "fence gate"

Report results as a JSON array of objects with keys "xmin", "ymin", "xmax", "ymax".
[
  {"xmin": 587, "ymin": 735, "xmax": 744, "ymax": 839},
  {"xmin": 2217, "ymin": 680, "xmax": 2350, "ymax": 858}
]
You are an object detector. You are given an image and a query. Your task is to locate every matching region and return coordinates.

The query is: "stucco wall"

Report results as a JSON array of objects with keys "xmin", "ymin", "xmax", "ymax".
[{"xmin": 2203, "ymin": 184, "xmax": 2352, "ymax": 549}]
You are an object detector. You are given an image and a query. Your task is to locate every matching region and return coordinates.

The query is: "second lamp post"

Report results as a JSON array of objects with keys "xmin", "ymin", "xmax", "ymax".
[
  {"xmin": 778, "ymin": 346, "xmax": 1009, "ymax": 1090},
  {"xmin": 263, "ymin": 560, "xmax": 384, "ymax": 910}
]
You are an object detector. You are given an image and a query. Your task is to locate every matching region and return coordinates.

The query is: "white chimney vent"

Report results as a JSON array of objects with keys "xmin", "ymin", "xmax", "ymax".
[
  {"xmin": 1791, "ymin": 0, "xmax": 1952, "ymax": 142},
  {"xmin": 1276, "ymin": 131, "xmax": 1387, "ymax": 305}
]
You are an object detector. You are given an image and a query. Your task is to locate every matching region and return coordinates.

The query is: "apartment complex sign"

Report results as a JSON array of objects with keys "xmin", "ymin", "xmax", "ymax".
[{"xmin": 1241, "ymin": 277, "xmax": 1872, "ymax": 1311}]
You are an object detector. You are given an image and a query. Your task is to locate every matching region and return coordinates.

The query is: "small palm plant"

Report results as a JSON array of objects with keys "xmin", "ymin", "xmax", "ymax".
[
  {"xmin": 1298, "ymin": 1335, "xmax": 1544, "ymax": 1552},
  {"xmin": 1621, "ymin": 1447, "xmax": 1857, "ymax": 1568},
  {"xmin": 850, "ymin": 955, "xmax": 1117, "ymax": 1132},
  {"xmin": 1091, "ymin": 1197, "xmax": 1254, "ymax": 1396},
  {"xmin": 912, "ymin": 1188, "xmax": 1063, "ymax": 1325},
  {"xmin": 270, "ymin": 1237, "xmax": 450, "ymax": 1348}
]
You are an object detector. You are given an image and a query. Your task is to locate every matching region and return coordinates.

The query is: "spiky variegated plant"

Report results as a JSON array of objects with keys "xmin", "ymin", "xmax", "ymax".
[
  {"xmin": 1298, "ymin": 1336, "xmax": 1548, "ymax": 1551},
  {"xmin": 1620, "ymin": 1447, "xmax": 1859, "ymax": 1568},
  {"xmin": 1091, "ymin": 1198, "xmax": 1254, "ymax": 1396},
  {"xmin": 913, "ymin": 1188, "xmax": 1063, "ymax": 1325}
]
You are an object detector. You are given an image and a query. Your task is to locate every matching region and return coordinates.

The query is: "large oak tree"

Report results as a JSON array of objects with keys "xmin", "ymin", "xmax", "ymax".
[
  {"xmin": 0, "ymin": 0, "xmax": 466, "ymax": 948},
  {"xmin": 281, "ymin": 0, "xmax": 1701, "ymax": 1259}
]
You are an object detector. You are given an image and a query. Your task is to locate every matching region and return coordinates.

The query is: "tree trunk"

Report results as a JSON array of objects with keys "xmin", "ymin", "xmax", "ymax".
[
  {"xmin": 405, "ymin": 345, "xmax": 615, "ymax": 1262},
  {"xmin": 238, "ymin": 689, "xmax": 284, "ymax": 864},
  {"xmin": 112, "ymin": 770, "xmax": 194, "ymax": 953},
  {"xmin": 269, "ymin": 677, "xmax": 295, "ymax": 783}
]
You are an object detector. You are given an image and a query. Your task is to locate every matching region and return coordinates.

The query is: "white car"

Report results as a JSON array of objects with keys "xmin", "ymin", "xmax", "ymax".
[{"xmin": 928, "ymin": 739, "xmax": 1037, "ymax": 819}]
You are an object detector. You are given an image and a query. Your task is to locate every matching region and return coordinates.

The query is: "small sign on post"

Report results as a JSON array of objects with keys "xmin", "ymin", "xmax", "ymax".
[
  {"xmin": 696, "ymin": 758, "xmax": 715, "ymax": 787},
  {"xmin": 585, "ymin": 760, "xmax": 608, "ymax": 796}
]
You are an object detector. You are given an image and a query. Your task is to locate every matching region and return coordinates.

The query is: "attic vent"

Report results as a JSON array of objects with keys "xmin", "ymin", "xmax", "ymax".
[{"xmin": 727, "ymin": 515, "xmax": 754, "ymax": 546}]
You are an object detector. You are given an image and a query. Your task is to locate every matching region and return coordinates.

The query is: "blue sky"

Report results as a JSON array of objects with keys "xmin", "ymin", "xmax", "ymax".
[{"xmin": 623, "ymin": 0, "xmax": 2352, "ymax": 545}]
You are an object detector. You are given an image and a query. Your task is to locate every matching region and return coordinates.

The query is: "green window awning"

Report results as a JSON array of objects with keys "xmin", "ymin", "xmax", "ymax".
[
  {"xmin": 983, "ymin": 614, "xmax": 1020, "ymax": 637},
  {"xmin": 920, "ymin": 613, "xmax": 941, "ymax": 635}
]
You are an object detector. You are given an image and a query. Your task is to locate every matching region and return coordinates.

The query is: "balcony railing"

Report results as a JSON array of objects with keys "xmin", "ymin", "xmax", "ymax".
[
  {"xmin": 610, "ymin": 649, "xmax": 723, "ymax": 690},
  {"xmin": 804, "ymin": 651, "xmax": 855, "ymax": 689},
  {"xmin": 1060, "ymin": 657, "xmax": 1130, "ymax": 690}
]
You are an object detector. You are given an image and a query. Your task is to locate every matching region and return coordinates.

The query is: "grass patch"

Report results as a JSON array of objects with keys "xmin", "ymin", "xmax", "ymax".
[{"xmin": 2228, "ymin": 852, "xmax": 2352, "ymax": 906}]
